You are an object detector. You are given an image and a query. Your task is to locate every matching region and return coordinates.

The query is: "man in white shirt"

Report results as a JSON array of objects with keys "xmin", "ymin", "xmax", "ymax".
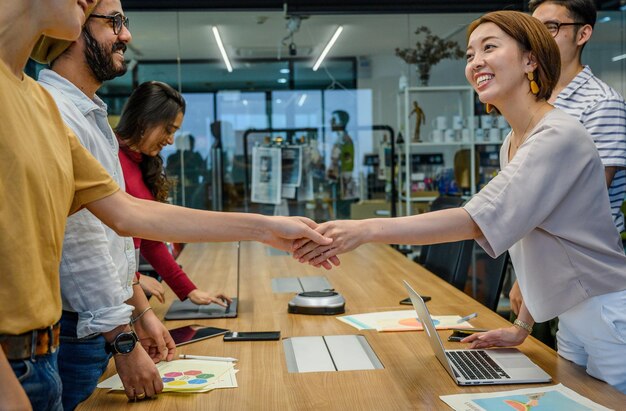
[{"xmin": 508, "ymin": 0, "xmax": 626, "ymax": 322}]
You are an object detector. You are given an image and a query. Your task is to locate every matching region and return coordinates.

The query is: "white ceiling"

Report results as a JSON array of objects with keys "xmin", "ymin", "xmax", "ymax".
[
  {"xmin": 125, "ymin": 11, "xmax": 479, "ymax": 62},
  {"xmin": 124, "ymin": 10, "xmax": 624, "ymax": 63}
]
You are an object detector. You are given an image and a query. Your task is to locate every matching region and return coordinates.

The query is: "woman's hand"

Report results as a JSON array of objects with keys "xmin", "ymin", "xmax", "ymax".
[
  {"xmin": 293, "ymin": 220, "xmax": 366, "ymax": 267},
  {"xmin": 139, "ymin": 274, "xmax": 165, "ymax": 303},
  {"xmin": 187, "ymin": 289, "xmax": 232, "ymax": 306},
  {"xmin": 461, "ymin": 326, "xmax": 529, "ymax": 349},
  {"xmin": 263, "ymin": 216, "xmax": 332, "ymax": 252}
]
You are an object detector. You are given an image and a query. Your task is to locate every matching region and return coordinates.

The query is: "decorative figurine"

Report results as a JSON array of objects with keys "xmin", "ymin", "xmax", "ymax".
[{"xmin": 410, "ymin": 101, "xmax": 426, "ymax": 142}]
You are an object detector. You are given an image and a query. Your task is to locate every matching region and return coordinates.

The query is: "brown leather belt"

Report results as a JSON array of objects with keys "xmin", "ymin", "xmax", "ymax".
[{"xmin": 0, "ymin": 323, "xmax": 61, "ymax": 360}]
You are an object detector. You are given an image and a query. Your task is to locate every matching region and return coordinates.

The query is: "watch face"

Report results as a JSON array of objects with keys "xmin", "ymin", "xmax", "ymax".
[{"xmin": 114, "ymin": 332, "xmax": 137, "ymax": 354}]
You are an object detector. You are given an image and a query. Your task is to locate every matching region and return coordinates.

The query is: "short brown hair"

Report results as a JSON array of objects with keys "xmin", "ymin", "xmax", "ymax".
[{"xmin": 467, "ymin": 11, "xmax": 560, "ymax": 101}]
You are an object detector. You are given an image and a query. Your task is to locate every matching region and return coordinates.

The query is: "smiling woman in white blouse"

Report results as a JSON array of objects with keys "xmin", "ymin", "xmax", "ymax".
[{"xmin": 293, "ymin": 10, "xmax": 626, "ymax": 393}]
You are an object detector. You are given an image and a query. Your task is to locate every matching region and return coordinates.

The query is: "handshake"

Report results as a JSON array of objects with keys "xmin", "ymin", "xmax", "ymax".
[{"xmin": 268, "ymin": 216, "xmax": 367, "ymax": 270}]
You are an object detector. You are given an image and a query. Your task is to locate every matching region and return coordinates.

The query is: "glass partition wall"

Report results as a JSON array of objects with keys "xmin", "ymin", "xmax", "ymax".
[{"xmin": 92, "ymin": 9, "xmax": 626, "ymax": 218}]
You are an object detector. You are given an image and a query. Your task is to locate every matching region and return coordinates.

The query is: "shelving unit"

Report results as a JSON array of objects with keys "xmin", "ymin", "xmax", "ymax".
[{"xmin": 398, "ymin": 86, "xmax": 476, "ymax": 217}]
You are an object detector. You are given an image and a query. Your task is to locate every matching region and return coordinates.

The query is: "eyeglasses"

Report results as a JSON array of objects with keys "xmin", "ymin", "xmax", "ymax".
[
  {"xmin": 90, "ymin": 12, "xmax": 130, "ymax": 35},
  {"xmin": 543, "ymin": 21, "xmax": 585, "ymax": 37}
]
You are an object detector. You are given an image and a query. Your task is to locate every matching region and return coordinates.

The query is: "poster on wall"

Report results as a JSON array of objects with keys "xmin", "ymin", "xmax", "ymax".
[
  {"xmin": 252, "ymin": 146, "xmax": 282, "ymax": 205},
  {"xmin": 281, "ymin": 146, "xmax": 303, "ymax": 188}
]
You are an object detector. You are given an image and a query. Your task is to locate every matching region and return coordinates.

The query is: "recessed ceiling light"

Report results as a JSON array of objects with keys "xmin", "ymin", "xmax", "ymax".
[
  {"xmin": 598, "ymin": 16, "xmax": 611, "ymax": 23},
  {"xmin": 313, "ymin": 26, "xmax": 343, "ymax": 71},
  {"xmin": 280, "ymin": 68, "xmax": 290, "ymax": 74},
  {"xmin": 212, "ymin": 26, "xmax": 233, "ymax": 72},
  {"xmin": 276, "ymin": 99, "xmax": 283, "ymax": 104},
  {"xmin": 277, "ymin": 78, "xmax": 288, "ymax": 84},
  {"xmin": 612, "ymin": 53, "xmax": 626, "ymax": 62}
]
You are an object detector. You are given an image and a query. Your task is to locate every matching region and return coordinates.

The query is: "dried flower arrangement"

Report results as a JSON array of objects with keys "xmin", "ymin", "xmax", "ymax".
[{"xmin": 395, "ymin": 26, "xmax": 465, "ymax": 85}]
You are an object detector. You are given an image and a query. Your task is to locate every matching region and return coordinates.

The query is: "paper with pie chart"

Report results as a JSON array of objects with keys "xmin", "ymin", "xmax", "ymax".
[
  {"xmin": 338, "ymin": 310, "xmax": 475, "ymax": 332},
  {"xmin": 97, "ymin": 359, "xmax": 237, "ymax": 393},
  {"xmin": 160, "ymin": 360, "xmax": 232, "ymax": 391}
]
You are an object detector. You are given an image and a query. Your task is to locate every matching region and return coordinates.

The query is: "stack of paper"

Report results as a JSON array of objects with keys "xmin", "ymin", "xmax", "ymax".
[
  {"xmin": 338, "ymin": 310, "xmax": 475, "ymax": 332},
  {"xmin": 97, "ymin": 359, "xmax": 238, "ymax": 394}
]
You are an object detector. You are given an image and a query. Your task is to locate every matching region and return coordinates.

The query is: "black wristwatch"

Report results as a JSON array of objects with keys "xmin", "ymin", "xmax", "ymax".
[{"xmin": 104, "ymin": 330, "xmax": 138, "ymax": 355}]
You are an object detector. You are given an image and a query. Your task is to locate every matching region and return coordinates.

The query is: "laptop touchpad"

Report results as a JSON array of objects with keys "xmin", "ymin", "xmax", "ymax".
[
  {"xmin": 498, "ymin": 357, "xmax": 533, "ymax": 368},
  {"xmin": 490, "ymin": 349, "xmax": 534, "ymax": 368}
]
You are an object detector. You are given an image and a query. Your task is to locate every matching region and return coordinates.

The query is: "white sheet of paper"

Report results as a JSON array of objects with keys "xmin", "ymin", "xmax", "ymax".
[
  {"xmin": 97, "ymin": 359, "xmax": 235, "ymax": 393},
  {"xmin": 439, "ymin": 383, "xmax": 613, "ymax": 411}
]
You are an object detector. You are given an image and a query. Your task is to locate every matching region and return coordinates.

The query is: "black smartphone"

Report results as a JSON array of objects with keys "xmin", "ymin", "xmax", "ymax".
[
  {"xmin": 168, "ymin": 324, "xmax": 229, "ymax": 346},
  {"xmin": 223, "ymin": 331, "xmax": 281, "ymax": 341},
  {"xmin": 447, "ymin": 328, "xmax": 490, "ymax": 342},
  {"xmin": 399, "ymin": 296, "xmax": 430, "ymax": 305}
]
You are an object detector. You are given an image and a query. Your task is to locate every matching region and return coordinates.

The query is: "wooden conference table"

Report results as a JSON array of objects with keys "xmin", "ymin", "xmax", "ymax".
[{"xmin": 79, "ymin": 242, "xmax": 625, "ymax": 410}]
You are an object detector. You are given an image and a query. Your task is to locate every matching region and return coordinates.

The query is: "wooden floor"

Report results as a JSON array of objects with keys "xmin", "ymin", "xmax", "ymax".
[{"xmin": 78, "ymin": 241, "xmax": 626, "ymax": 410}]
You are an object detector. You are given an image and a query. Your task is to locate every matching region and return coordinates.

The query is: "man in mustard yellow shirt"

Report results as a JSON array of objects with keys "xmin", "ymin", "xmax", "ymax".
[{"xmin": 0, "ymin": 2, "xmax": 333, "ymax": 409}]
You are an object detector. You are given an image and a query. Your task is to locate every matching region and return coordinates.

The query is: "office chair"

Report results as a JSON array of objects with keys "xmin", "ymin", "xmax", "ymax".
[
  {"xmin": 422, "ymin": 239, "xmax": 474, "ymax": 291},
  {"xmin": 464, "ymin": 246, "xmax": 510, "ymax": 312},
  {"xmin": 416, "ymin": 195, "xmax": 465, "ymax": 265}
]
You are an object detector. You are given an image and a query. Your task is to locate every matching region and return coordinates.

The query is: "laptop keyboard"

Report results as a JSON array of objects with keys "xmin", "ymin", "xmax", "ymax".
[{"xmin": 446, "ymin": 351, "xmax": 510, "ymax": 381}]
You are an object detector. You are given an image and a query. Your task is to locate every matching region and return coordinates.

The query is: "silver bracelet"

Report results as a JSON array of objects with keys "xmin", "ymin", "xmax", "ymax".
[{"xmin": 130, "ymin": 306, "xmax": 152, "ymax": 325}]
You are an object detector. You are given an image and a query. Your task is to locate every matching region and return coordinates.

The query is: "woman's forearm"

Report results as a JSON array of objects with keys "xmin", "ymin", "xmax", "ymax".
[{"xmin": 364, "ymin": 208, "xmax": 482, "ymax": 245}]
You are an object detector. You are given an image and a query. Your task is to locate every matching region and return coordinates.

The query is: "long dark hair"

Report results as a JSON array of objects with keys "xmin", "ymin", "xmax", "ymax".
[{"xmin": 116, "ymin": 81, "xmax": 186, "ymax": 202}]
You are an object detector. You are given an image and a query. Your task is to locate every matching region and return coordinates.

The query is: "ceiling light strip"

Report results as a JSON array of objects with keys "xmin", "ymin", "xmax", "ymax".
[
  {"xmin": 612, "ymin": 54, "xmax": 626, "ymax": 62},
  {"xmin": 212, "ymin": 26, "xmax": 233, "ymax": 72},
  {"xmin": 313, "ymin": 26, "xmax": 343, "ymax": 71}
]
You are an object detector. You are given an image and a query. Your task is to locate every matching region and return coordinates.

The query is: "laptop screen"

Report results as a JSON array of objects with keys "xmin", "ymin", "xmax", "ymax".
[{"xmin": 402, "ymin": 280, "xmax": 458, "ymax": 378}]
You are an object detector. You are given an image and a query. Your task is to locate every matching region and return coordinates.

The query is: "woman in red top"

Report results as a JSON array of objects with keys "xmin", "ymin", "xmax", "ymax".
[{"xmin": 116, "ymin": 81, "xmax": 230, "ymax": 306}]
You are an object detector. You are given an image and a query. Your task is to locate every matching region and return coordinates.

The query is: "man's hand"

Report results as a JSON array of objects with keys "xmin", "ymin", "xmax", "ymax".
[
  {"xmin": 113, "ymin": 344, "xmax": 163, "ymax": 401},
  {"xmin": 461, "ymin": 326, "xmax": 529, "ymax": 349},
  {"xmin": 0, "ymin": 350, "xmax": 32, "ymax": 411},
  {"xmin": 263, "ymin": 216, "xmax": 333, "ymax": 252},
  {"xmin": 132, "ymin": 309, "xmax": 175, "ymax": 363},
  {"xmin": 139, "ymin": 274, "xmax": 165, "ymax": 303},
  {"xmin": 509, "ymin": 280, "xmax": 523, "ymax": 316},
  {"xmin": 187, "ymin": 289, "xmax": 232, "ymax": 306},
  {"xmin": 293, "ymin": 220, "xmax": 365, "ymax": 267}
]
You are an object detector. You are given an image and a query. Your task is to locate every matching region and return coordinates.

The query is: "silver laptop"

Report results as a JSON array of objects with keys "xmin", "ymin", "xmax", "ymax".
[
  {"xmin": 402, "ymin": 280, "xmax": 551, "ymax": 385},
  {"xmin": 164, "ymin": 242, "xmax": 240, "ymax": 320}
]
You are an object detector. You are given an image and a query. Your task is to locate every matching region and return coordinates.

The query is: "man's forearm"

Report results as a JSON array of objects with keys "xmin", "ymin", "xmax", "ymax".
[
  {"xmin": 127, "ymin": 284, "xmax": 151, "ymax": 317},
  {"xmin": 604, "ymin": 166, "xmax": 620, "ymax": 187},
  {"xmin": 87, "ymin": 191, "xmax": 270, "ymax": 244}
]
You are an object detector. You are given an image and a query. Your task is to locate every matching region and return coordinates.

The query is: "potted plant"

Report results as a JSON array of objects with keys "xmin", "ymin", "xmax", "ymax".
[{"xmin": 395, "ymin": 26, "xmax": 465, "ymax": 86}]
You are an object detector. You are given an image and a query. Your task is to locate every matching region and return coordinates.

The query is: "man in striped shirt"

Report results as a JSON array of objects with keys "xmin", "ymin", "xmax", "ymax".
[
  {"xmin": 531, "ymin": 0, "xmax": 626, "ymax": 233},
  {"xmin": 509, "ymin": 0, "xmax": 626, "ymax": 325}
]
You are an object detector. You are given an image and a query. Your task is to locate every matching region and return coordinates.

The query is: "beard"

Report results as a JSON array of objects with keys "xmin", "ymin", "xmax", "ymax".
[{"xmin": 82, "ymin": 25, "xmax": 128, "ymax": 83}]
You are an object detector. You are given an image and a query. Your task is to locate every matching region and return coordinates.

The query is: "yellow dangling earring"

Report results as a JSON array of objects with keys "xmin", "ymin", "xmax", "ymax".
[
  {"xmin": 486, "ymin": 103, "xmax": 494, "ymax": 113},
  {"xmin": 528, "ymin": 71, "xmax": 539, "ymax": 95}
]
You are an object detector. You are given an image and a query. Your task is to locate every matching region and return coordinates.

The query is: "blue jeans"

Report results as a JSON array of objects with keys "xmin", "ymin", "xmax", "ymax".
[
  {"xmin": 9, "ymin": 351, "xmax": 63, "ymax": 411},
  {"xmin": 58, "ymin": 312, "xmax": 112, "ymax": 411}
]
